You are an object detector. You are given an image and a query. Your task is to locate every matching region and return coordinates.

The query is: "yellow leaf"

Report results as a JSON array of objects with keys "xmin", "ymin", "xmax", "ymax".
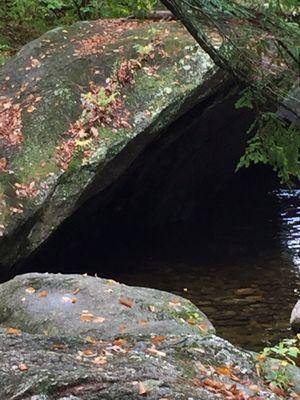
[
  {"xmin": 6, "ymin": 327, "xmax": 21, "ymax": 335},
  {"xmin": 80, "ymin": 312, "xmax": 94, "ymax": 322},
  {"xmin": 25, "ymin": 287, "xmax": 36, "ymax": 294}
]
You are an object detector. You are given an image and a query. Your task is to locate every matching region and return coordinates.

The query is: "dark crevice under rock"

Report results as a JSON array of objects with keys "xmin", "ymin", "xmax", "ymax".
[{"xmin": 14, "ymin": 77, "xmax": 256, "ymax": 280}]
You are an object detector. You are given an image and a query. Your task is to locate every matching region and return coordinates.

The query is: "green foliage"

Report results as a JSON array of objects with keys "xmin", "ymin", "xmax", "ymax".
[
  {"xmin": 0, "ymin": 0, "xmax": 158, "ymax": 55},
  {"xmin": 237, "ymin": 112, "xmax": 300, "ymax": 183},
  {"xmin": 262, "ymin": 337, "xmax": 300, "ymax": 365},
  {"xmin": 258, "ymin": 336, "xmax": 300, "ymax": 391},
  {"xmin": 264, "ymin": 364, "xmax": 291, "ymax": 392},
  {"xmin": 162, "ymin": 0, "xmax": 300, "ymax": 182}
]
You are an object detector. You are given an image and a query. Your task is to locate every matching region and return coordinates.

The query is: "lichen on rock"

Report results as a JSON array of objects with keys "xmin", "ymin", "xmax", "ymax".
[{"xmin": 0, "ymin": 19, "xmax": 216, "ymax": 272}]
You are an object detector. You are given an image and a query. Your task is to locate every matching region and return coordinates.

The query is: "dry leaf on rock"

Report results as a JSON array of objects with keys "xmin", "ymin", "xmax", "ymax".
[{"xmin": 119, "ymin": 298, "xmax": 133, "ymax": 308}]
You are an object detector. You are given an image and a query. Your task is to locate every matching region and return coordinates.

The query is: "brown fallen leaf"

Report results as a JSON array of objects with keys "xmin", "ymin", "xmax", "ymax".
[
  {"xmin": 81, "ymin": 348, "xmax": 97, "ymax": 357},
  {"xmin": 38, "ymin": 290, "xmax": 48, "ymax": 298},
  {"xmin": 31, "ymin": 58, "xmax": 41, "ymax": 68},
  {"xmin": 93, "ymin": 356, "xmax": 107, "ymax": 365},
  {"xmin": 27, "ymin": 105, "xmax": 36, "ymax": 113},
  {"xmin": 0, "ymin": 157, "xmax": 8, "ymax": 171},
  {"xmin": 18, "ymin": 363, "xmax": 28, "ymax": 372},
  {"xmin": 113, "ymin": 338, "xmax": 127, "ymax": 347},
  {"xmin": 138, "ymin": 319, "xmax": 148, "ymax": 325},
  {"xmin": 138, "ymin": 381, "xmax": 148, "ymax": 396},
  {"xmin": 198, "ymin": 323, "xmax": 209, "ymax": 333},
  {"xmin": 6, "ymin": 327, "xmax": 21, "ymax": 335},
  {"xmin": 80, "ymin": 312, "xmax": 94, "ymax": 322},
  {"xmin": 151, "ymin": 335, "xmax": 166, "ymax": 346},
  {"xmin": 146, "ymin": 346, "xmax": 166, "ymax": 357},
  {"xmin": 52, "ymin": 343, "xmax": 66, "ymax": 350},
  {"xmin": 169, "ymin": 297, "xmax": 181, "ymax": 305},
  {"xmin": 119, "ymin": 298, "xmax": 133, "ymax": 308}
]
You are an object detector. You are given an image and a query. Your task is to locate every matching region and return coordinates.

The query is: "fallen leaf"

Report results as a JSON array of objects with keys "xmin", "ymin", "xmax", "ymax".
[
  {"xmin": 25, "ymin": 287, "xmax": 36, "ymax": 294},
  {"xmin": 27, "ymin": 105, "xmax": 36, "ymax": 113},
  {"xmin": 138, "ymin": 319, "xmax": 148, "ymax": 325},
  {"xmin": 93, "ymin": 356, "xmax": 107, "ymax": 365},
  {"xmin": 148, "ymin": 305, "xmax": 156, "ymax": 312},
  {"xmin": 52, "ymin": 343, "xmax": 66, "ymax": 350},
  {"xmin": 146, "ymin": 346, "xmax": 166, "ymax": 357},
  {"xmin": 113, "ymin": 338, "xmax": 127, "ymax": 347},
  {"xmin": 138, "ymin": 381, "xmax": 148, "ymax": 396},
  {"xmin": 93, "ymin": 316, "xmax": 105, "ymax": 324},
  {"xmin": 38, "ymin": 290, "xmax": 48, "ymax": 298},
  {"xmin": 6, "ymin": 327, "xmax": 21, "ymax": 335},
  {"xmin": 80, "ymin": 312, "xmax": 94, "ymax": 322},
  {"xmin": 0, "ymin": 158, "xmax": 8, "ymax": 171},
  {"xmin": 198, "ymin": 323, "xmax": 209, "ymax": 333},
  {"xmin": 81, "ymin": 348, "xmax": 97, "ymax": 357},
  {"xmin": 73, "ymin": 288, "xmax": 80, "ymax": 295},
  {"xmin": 85, "ymin": 336, "xmax": 97, "ymax": 344},
  {"xmin": 151, "ymin": 335, "xmax": 166, "ymax": 345},
  {"xmin": 62, "ymin": 296, "xmax": 77, "ymax": 304},
  {"xmin": 18, "ymin": 363, "xmax": 28, "ymax": 372},
  {"xmin": 31, "ymin": 58, "xmax": 41, "ymax": 68},
  {"xmin": 119, "ymin": 298, "xmax": 133, "ymax": 308},
  {"xmin": 215, "ymin": 366, "xmax": 232, "ymax": 377}
]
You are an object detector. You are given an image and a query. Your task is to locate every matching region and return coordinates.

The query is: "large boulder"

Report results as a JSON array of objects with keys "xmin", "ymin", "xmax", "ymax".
[
  {"xmin": 0, "ymin": 273, "xmax": 283, "ymax": 399},
  {"xmin": 0, "ymin": 272, "xmax": 214, "ymax": 337},
  {"xmin": 0, "ymin": 19, "xmax": 213, "ymax": 272},
  {"xmin": 0, "ymin": 19, "xmax": 255, "ymax": 276}
]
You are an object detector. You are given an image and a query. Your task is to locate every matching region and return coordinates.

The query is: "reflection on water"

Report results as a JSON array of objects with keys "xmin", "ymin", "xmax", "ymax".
[
  {"xmin": 100, "ymin": 177, "xmax": 300, "ymax": 352},
  {"xmin": 277, "ymin": 189, "xmax": 300, "ymax": 269}
]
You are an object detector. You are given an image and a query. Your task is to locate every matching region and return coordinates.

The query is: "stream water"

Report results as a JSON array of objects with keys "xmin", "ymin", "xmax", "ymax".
[
  {"xmin": 22, "ymin": 168, "xmax": 300, "ymax": 352},
  {"xmin": 94, "ymin": 171, "xmax": 300, "ymax": 352}
]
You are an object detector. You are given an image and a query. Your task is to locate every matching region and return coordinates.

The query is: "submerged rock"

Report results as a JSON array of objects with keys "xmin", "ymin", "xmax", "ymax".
[
  {"xmin": 0, "ymin": 19, "xmax": 255, "ymax": 275},
  {"xmin": 0, "ymin": 272, "xmax": 289, "ymax": 399},
  {"xmin": 291, "ymin": 300, "xmax": 300, "ymax": 333}
]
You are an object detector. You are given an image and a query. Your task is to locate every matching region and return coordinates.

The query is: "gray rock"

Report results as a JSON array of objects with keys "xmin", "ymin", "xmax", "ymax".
[
  {"xmin": 0, "ymin": 273, "xmax": 287, "ymax": 399},
  {"xmin": 0, "ymin": 19, "xmax": 215, "ymax": 272},
  {"xmin": 0, "ymin": 273, "xmax": 214, "ymax": 337},
  {"xmin": 290, "ymin": 300, "xmax": 300, "ymax": 333}
]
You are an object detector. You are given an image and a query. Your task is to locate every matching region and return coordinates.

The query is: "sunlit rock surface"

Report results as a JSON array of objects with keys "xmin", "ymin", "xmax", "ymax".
[{"xmin": 0, "ymin": 273, "xmax": 284, "ymax": 399}]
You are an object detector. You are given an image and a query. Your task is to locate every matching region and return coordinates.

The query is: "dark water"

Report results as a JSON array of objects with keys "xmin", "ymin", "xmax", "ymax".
[
  {"xmin": 93, "ymin": 173, "xmax": 300, "ymax": 352},
  {"xmin": 24, "ymin": 169, "xmax": 300, "ymax": 351}
]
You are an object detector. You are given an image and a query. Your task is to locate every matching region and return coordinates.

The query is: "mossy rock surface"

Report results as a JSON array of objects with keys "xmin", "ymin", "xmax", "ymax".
[
  {"xmin": 0, "ymin": 273, "xmax": 283, "ymax": 399},
  {"xmin": 0, "ymin": 19, "xmax": 218, "ymax": 272}
]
